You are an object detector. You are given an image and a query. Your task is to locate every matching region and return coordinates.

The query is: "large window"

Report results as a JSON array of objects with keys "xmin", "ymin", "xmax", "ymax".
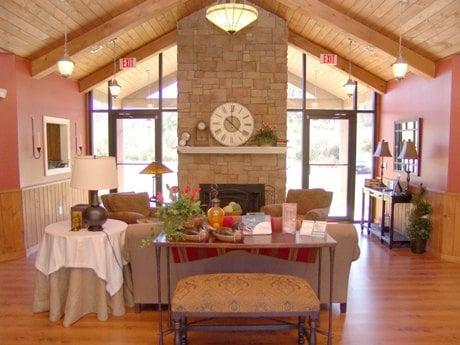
[
  {"xmin": 89, "ymin": 46, "xmax": 178, "ymax": 202},
  {"xmin": 287, "ymin": 45, "xmax": 376, "ymax": 221}
]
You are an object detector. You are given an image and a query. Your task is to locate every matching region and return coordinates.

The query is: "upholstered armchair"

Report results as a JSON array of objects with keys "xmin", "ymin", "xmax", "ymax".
[
  {"xmin": 261, "ymin": 188, "xmax": 333, "ymax": 221},
  {"xmin": 100, "ymin": 192, "xmax": 158, "ymax": 224}
]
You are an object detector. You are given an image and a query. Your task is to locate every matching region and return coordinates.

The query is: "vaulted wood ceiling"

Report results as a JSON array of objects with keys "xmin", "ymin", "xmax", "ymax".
[{"xmin": 0, "ymin": 0, "xmax": 459, "ymax": 96}]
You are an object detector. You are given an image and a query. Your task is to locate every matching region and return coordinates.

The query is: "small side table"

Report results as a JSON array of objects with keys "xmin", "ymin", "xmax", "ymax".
[
  {"xmin": 33, "ymin": 219, "xmax": 131, "ymax": 326},
  {"xmin": 361, "ymin": 187, "xmax": 411, "ymax": 249}
]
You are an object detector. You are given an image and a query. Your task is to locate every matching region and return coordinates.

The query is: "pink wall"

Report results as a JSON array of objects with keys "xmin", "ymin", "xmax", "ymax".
[
  {"xmin": 15, "ymin": 57, "xmax": 86, "ymax": 187},
  {"xmin": 380, "ymin": 58, "xmax": 453, "ymax": 192},
  {"xmin": 0, "ymin": 54, "xmax": 20, "ymax": 190},
  {"xmin": 447, "ymin": 55, "xmax": 460, "ymax": 192}
]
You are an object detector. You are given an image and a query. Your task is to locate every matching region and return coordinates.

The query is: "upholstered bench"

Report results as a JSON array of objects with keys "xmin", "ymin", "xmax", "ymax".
[{"xmin": 172, "ymin": 273, "xmax": 320, "ymax": 345}]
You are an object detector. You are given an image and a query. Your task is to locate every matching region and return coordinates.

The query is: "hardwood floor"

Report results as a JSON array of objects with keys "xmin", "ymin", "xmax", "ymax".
[{"xmin": 1, "ymin": 231, "xmax": 460, "ymax": 345}]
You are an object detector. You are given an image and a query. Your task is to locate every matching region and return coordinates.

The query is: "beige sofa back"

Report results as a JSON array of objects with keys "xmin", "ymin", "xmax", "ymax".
[{"xmin": 126, "ymin": 223, "xmax": 360, "ymax": 305}]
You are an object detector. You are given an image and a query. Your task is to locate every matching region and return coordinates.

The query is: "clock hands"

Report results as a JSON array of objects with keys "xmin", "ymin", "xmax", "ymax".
[{"xmin": 224, "ymin": 116, "xmax": 246, "ymax": 137}]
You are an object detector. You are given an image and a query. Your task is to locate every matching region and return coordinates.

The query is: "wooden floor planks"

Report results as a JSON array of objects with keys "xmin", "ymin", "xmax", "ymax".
[{"xmin": 1, "ymin": 230, "xmax": 460, "ymax": 345}]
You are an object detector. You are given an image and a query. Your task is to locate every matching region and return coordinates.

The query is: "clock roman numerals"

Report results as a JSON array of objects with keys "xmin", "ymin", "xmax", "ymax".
[{"xmin": 210, "ymin": 103, "xmax": 254, "ymax": 147}]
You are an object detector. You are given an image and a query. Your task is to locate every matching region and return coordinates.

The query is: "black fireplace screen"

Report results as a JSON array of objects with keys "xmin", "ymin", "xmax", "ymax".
[{"xmin": 199, "ymin": 184, "xmax": 266, "ymax": 214}]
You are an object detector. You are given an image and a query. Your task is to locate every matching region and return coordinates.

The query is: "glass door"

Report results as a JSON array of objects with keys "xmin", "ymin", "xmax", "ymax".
[
  {"xmin": 304, "ymin": 110, "xmax": 356, "ymax": 220},
  {"xmin": 116, "ymin": 115, "xmax": 157, "ymax": 195}
]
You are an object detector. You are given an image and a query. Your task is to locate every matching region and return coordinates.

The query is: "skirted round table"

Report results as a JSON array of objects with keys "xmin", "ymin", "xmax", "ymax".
[{"xmin": 33, "ymin": 219, "xmax": 134, "ymax": 326}]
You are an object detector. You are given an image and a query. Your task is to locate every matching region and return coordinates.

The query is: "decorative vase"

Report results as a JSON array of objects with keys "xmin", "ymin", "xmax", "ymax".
[
  {"xmin": 410, "ymin": 239, "xmax": 427, "ymax": 254},
  {"xmin": 207, "ymin": 198, "xmax": 224, "ymax": 228}
]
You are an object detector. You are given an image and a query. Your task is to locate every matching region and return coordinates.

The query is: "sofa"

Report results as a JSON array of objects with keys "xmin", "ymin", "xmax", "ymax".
[
  {"xmin": 261, "ymin": 188, "xmax": 333, "ymax": 221},
  {"xmin": 101, "ymin": 192, "xmax": 158, "ymax": 224},
  {"xmin": 125, "ymin": 221, "xmax": 360, "ymax": 313}
]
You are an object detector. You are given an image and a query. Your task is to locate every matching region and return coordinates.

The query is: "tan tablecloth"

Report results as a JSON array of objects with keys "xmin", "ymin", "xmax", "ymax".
[{"xmin": 33, "ymin": 265, "xmax": 134, "ymax": 327}]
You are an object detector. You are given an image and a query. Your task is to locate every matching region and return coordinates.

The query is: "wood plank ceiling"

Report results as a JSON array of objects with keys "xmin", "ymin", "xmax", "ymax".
[{"xmin": 0, "ymin": 0, "xmax": 458, "ymax": 95}]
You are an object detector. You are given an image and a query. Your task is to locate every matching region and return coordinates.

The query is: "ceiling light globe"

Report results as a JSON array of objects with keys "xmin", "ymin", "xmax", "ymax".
[
  {"xmin": 109, "ymin": 79, "xmax": 121, "ymax": 98},
  {"xmin": 392, "ymin": 56, "xmax": 408, "ymax": 80},
  {"xmin": 343, "ymin": 78, "xmax": 356, "ymax": 96},
  {"xmin": 57, "ymin": 56, "xmax": 75, "ymax": 78},
  {"xmin": 206, "ymin": 1, "xmax": 258, "ymax": 34}
]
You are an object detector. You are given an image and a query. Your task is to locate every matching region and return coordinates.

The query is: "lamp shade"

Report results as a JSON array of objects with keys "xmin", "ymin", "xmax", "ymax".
[
  {"xmin": 109, "ymin": 79, "xmax": 121, "ymax": 98},
  {"xmin": 398, "ymin": 140, "xmax": 418, "ymax": 160},
  {"xmin": 206, "ymin": 1, "xmax": 258, "ymax": 34},
  {"xmin": 71, "ymin": 156, "xmax": 118, "ymax": 191},
  {"xmin": 392, "ymin": 55, "xmax": 408, "ymax": 80},
  {"xmin": 373, "ymin": 140, "xmax": 392, "ymax": 158},
  {"xmin": 140, "ymin": 161, "xmax": 172, "ymax": 175},
  {"xmin": 343, "ymin": 77, "xmax": 356, "ymax": 96}
]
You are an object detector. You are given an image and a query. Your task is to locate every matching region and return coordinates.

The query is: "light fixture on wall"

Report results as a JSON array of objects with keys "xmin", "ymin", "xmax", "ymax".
[
  {"xmin": 343, "ymin": 39, "xmax": 356, "ymax": 97},
  {"xmin": 206, "ymin": 0, "xmax": 258, "ymax": 34},
  {"xmin": 74, "ymin": 123, "xmax": 83, "ymax": 156},
  {"xmin": 392, "ymin": 0, "xmax": 409, "ymax": 80},
  {"xmin": 31, "ymin": 117, "xmax": 42, "ymax": 159},
  {"xmin": 56, "ymin": 0, "xmax": 75, "ymax": 78},
  {"xmin": 109, "ymin": 39, "xmax": 121, "ymax": 98}
]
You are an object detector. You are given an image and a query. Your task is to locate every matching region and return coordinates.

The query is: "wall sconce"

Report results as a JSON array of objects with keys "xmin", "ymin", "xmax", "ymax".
[
  {"xmin": 75, "ymin": 123, "xmax": 83, "ymax": 156},
  {"xmin": 31, "ymin": 117, "xmax": 42, "ymax": 159}
]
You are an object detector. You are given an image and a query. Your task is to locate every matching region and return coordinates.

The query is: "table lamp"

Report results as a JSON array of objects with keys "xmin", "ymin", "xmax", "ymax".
[
  {"xmin": 398, "ymin": 139, "xmax": 418, "ymax": 194},
  {"xmin": 373, "ymin": 139, "xmax": 392, "ymax": 187},
  {"xmin": 139, "ymin": 161, "xmax": 172, "ymax": 203},
  {"xmin": 71, "ymin": 156, "xmax": 118, "ymax": 231}
]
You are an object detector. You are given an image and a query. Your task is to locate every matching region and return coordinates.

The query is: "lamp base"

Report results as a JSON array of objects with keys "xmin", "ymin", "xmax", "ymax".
[{"xmin": 84, "ymin": 191, "xmax": 107, "ymax": 232}]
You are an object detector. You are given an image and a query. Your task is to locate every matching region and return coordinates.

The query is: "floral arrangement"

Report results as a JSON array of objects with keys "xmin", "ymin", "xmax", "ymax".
[
  {"xmin": 157, "ymin": 185, "xmax": 204, "ymax": 241},
  {"xmin": 253, "ymin": 121, "xmax": 278, "ymax": 146},
  {"xmin": 166, "ymin": 184, "xmax": 179, "ymax": 202}
]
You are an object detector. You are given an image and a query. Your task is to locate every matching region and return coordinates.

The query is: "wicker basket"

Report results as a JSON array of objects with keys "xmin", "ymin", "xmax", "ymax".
[{"xmin": 211, "ymin": 228, "xmax": 244, "ymax": 243}]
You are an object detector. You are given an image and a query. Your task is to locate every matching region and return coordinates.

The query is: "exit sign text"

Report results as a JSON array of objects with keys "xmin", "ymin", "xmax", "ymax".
[
  {"xmin": 119, "ymin": 57, "xmax": 137, "ymax": 69},
  {"xmin": 320, "ymin": 54, "xmax": 337, "ymax": 65}
]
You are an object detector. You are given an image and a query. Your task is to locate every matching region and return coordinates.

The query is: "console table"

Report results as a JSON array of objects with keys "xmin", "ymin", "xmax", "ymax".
[{"xmin": 360, "ymin": 187, "xmax": 412, "ymax": 249}]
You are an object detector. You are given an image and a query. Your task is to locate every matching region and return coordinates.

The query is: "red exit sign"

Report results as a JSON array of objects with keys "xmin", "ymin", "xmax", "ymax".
[
  {"xmin": 320, "ymin": 53, "xmax": 337, "ymax": 65},
  {"xmin": 119, "ymin": 57, "xmax": 137, "ymax": 69}
]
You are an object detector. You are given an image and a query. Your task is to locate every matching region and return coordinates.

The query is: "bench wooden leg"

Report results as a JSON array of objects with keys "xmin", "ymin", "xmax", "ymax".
[
  {"xmin": 309, "ymin": 317, "xmax": 317, "ymax": 345},
  {"xmin": 298, "ymin": 316, "xmax": 306, "ymax": 345},
  {"xmin": 181, "ymin": 317, "xmax": 187, "ymax": 345},
  {"xmin": 174, "ymin": 320, "xmax": 181, "ymax": 345},
  {"xmin": 340, "ymin": 302, "xmax": 347, "ymax": 313}
]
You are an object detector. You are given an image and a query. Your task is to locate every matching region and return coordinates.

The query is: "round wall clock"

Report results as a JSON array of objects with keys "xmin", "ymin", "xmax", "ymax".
[{"xmin": 209, "ymin": 102, "xmax": 254, "ymax": 147}]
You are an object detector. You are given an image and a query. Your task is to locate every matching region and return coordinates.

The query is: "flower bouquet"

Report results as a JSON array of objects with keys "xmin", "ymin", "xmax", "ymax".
[{"xmin": 253, "ymin": 121, "xmax": 278, "ymax": 146}]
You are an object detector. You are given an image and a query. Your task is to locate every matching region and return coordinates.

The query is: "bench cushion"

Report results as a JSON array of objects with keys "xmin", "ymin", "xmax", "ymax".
[{"xmin": 172, "ymin": 273, "xmax": 319, "ymax": 314}]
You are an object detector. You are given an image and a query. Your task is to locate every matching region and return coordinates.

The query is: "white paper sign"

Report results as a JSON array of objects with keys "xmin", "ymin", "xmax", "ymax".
[{"xmin": 300, "ymin": 220, "xmax": 315, "ymax": 235}]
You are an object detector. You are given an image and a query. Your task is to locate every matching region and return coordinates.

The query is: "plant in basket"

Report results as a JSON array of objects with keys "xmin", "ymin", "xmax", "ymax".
[
  {"xmin": 157, "ymin": 185, "xmax": 206, "ymax": 241},
  {"xmin": 253, "ymin": 121, "xmax": 278, "ymax": 146}
]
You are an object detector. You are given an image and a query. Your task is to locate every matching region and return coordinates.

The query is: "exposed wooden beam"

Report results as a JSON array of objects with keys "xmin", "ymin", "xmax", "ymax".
[
  {"xmin": 31, "ymin": 0, "xmax": 178, "ymax": 78},
  {"xmin": 288, "ymin": 31, "xmax": 387, "ymax": 95},
  {"xmin": 283, "ymin": 0, "xmax": 436, "ymax": 78},
  {"xmin": 78, "ymin": 31, "xmax": 177, "ymax": 93}
]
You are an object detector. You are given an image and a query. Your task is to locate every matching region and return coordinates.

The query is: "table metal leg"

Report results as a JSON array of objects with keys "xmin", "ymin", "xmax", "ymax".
[
  {"xmin": 155, "ymin": 246, "xmax": 163, "ymax": 345},
  {"xmin": 317, "ymin": 248, "xmax": 322, "ymax": 300},
  {"xmin": 167, "ymin": 248, "xmax": 172, "ymax": 328},
  {"xmin": 380, "ymin": 199, "xmax": 386, "ymax": 243},
  {"xmin": 367, "ymin": 195, "xmax": 372, "ymax": 235},
  {"xmin": 389, "ymin": 201, "xmax": 395, "ymax": 249},
  {"xmin": 328, "ymin": 247, "xmax": 335, "ymax": 345}
]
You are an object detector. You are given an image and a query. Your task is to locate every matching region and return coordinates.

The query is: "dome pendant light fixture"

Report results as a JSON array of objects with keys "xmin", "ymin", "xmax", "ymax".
[
  {"xmin": 392, "ymin": 0, "xmax": 409, "ymax": 80},
  {"xmin": 343, "ymin": 39, "xmax": 356, "ymax": 97},
  {"xmin": 206, "ymin": 0, "xmax": 258, "ymax": 34},
  {"xmin": 57, "ymin": 0, "xmax": 75, "ymax": 78},
  {"xmin": 109, "ymin": 39, "xmax": 121, "ymax": 98}
]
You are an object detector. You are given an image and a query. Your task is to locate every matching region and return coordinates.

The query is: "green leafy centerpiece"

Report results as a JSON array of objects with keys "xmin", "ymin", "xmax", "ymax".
[
  {"xmin": 157, "ymin": 185, "xmax": 205, "ymax": 241},
  {"xmin": 254, "ymin": 121, "xmax": 278, "ymax": 146}
]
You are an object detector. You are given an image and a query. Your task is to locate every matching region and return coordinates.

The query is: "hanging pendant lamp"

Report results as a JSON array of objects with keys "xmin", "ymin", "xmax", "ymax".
[
  {"xmin": 206, "ymin": 0, "xmax": 258, "ymax": 34},
  {"xmin": 109, "ymin": 39, "xmax": 121, "ymax": 98},
  {"xmin": 343, "ymin": 39, "xmax": 356, "ymax": 97},
  {"xmin": 392, "ymin": 0, "xmax": 408, "ymax": 80},
  {"xmin": 57, "ymin": 0, "xmax": 75, "ymax": 78}
]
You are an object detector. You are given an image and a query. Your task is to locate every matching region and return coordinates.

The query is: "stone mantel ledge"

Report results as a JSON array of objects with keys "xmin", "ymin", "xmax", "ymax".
[{"xmin": 177, "ymin": 146, "xmax": 287, "ymax": 155}]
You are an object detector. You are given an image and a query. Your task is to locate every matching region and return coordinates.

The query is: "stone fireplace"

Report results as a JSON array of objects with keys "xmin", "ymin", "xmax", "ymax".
[{"xmin": 177, "ymin": 4, "xmax": 288, "ymax": 204}]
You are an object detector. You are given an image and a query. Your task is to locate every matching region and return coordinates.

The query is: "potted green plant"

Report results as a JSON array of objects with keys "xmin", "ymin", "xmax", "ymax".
[
  {"xmin": 407, "ymin": 184, "xmax": 432, "ymax": 254},
  {"xmin": 157, "ymin": 185, "xmax": 204, "ymax": 241},
  {"xmin": 254, "ymin": 121, "xmax": 278, "ymax": 146}
]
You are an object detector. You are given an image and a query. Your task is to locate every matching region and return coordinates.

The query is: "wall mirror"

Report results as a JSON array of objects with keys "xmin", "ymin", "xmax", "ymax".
[
  {"xmin": 43, "ymin": 116, "xmax": 71, "ymax": 176},
  {"xmin": 393, "ymin": 118, "xmax": 421, "ymax": 176}
]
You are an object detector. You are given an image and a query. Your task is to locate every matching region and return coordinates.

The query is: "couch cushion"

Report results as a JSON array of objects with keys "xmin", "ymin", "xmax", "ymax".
[
  {"xmin": 105, "ymin": 192, "xmax": 150, "ymax": 216},
  {"xmin": 172, "ymin": 273, "xmax": 319, "ymax": 314},
  {"xmin": 286, "ymin": 189, "xmax": 332, "ymax": 215}
]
